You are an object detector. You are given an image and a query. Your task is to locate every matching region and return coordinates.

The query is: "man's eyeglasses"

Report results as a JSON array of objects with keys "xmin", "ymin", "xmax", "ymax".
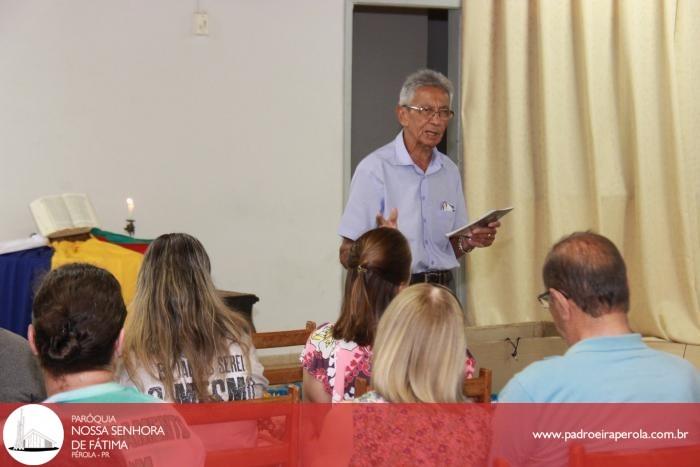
[
  {"xmin": 537, "ymin": 289, "xmax": 569, "ymax": 309},
  {"xmin": 403, "ymin": 105, "xmax": 454, "ymax": 121}
]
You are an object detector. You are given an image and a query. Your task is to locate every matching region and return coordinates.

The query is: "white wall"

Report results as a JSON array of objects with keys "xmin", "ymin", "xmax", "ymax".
[{"xmin": 0, "ymin": 0, "xmax": 345, "ymax": 331}]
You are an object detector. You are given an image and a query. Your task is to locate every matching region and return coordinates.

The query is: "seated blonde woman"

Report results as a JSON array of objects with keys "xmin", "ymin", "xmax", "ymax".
[
  {"xmin": 118, "ymin": 234, "xmax": 267, "ymax": 450},
  {"xmin": 118, "ymin": 233, "xmax": 266, "ymax": 402},
  {"xmin": 310, "ymin": 283, "xmax": 489, "ymax": 467},
  {"xmin": 357, "ymin": 283, "xmax": 471, "ymax": 404}
]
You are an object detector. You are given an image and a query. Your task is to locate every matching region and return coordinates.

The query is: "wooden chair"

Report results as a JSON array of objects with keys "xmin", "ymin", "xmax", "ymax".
[
  {"xmin": 176, "ymin": 385, "xmax": 300, "ymax": 467},
  {"xmin": 464, "ymin": 367, "xmax": 492, "ymax": 403},
  {"xmin": 253, "ymin": 321, "xmax": 316, "ymax": 385},
  {"xmin": 569, "ymin": 442, "xmax": 700, "ymax": 467},
  {"xmin": 354, "ymin": 367, "xmax": 492, "ymax": 402}
]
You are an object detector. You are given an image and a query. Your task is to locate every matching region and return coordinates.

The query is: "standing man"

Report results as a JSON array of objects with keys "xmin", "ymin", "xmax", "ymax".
[{"xmin": 339, "ymin": 69, "xmax": 499, "ymax": 286}]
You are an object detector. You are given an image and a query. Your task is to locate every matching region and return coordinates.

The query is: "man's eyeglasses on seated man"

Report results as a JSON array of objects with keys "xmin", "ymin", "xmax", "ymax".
[{"xmin": 537, "ymin": 289, "xmax": 570, "ymax": 309}]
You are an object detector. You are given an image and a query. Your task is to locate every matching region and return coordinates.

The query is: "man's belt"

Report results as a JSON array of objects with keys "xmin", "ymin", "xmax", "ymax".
[{"xmin": 410, "ymin": 270, "xmax": 453, "ymax": 286}]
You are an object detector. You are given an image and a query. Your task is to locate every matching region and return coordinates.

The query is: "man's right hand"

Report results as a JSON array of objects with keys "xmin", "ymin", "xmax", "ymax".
[
  {"xmin": 376, "ymin": 208, "xmax": 399, "ymax": 229},
  {"xmin": 340, "ymin": 208, "xmax": 399, "ymax": 268}
]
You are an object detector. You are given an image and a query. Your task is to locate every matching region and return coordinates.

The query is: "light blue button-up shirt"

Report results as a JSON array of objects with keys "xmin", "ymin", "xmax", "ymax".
[{"xmin": 339, "ymin": 132, "xmax": 468, "ymax": 273}]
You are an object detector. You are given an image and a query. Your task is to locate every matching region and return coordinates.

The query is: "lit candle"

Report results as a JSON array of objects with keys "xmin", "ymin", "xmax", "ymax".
[{"xmin": 126, "ymin": 198, "xmax": 135, "ymax": 219}]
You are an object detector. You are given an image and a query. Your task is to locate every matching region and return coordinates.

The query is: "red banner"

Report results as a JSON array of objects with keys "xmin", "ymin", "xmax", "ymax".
[{"xmin": 2, "ymin": 403, "xmax": 699, "ymax": 466}]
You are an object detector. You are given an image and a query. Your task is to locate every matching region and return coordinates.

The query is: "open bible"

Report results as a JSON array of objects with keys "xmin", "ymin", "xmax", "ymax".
[{"xmin": 29, "ymin": 193, "xmax": 100, "ymax": 239}]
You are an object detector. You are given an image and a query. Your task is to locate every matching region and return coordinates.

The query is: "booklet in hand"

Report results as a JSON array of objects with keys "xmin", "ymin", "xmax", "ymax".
[{"xmin": 445, "ymin": 207, "xmax": 513, "ymax": 238}]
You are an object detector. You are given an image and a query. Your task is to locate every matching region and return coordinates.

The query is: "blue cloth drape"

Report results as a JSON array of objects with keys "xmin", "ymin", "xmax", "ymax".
[{"xmin": 0, "ymin": 247, "xmax": 52, "ymax": 337}]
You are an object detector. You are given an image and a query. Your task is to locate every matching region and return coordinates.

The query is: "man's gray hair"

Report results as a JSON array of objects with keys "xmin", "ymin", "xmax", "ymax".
[{"xmin": 398, "ymin": 69, "xmax": 454, "ymax": 106}]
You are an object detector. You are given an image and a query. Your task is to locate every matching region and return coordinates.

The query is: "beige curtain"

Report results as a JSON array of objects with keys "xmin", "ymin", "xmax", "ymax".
[{"xmin": 461, "ymin": 0, "xmax": 700, "ymax": 344}]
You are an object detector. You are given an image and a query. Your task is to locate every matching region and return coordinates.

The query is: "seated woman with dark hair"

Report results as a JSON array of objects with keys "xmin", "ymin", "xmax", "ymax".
[
  {"xmin": 29, "ymin": 263, "xmax": 156, "ymax": 403},
  {"xmin": 30, "ymin": 263, "xmax": 205, "ymax": 466},
  {"xmin": 302, "ymin": 227, "xmax": 477, "ymax": 403},
  {"xmin": 301, "ymin": 227, "xmax": 412, "ymax": 403}
]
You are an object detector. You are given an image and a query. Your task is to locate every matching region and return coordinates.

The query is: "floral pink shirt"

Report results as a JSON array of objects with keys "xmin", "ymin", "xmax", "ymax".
[{"xmin": 300, "ymin": 323, "xmax": 371, "ymax": 402}]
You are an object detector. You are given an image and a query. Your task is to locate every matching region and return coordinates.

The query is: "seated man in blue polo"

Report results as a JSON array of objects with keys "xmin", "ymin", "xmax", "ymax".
[
  {"xmin": 499, "ymin": 231, "xmax": 700, "ymax": 403},
  {"xmin": 492, "ymin": 232, "xmax": 700, "ymax": 467},
  {"xmin": 339, "ymin": 69, "xmax": 500, "ymax": 287}
]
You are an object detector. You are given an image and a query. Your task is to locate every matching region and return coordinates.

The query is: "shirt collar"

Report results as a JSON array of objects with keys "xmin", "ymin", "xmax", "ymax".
[
  {"xmin": 392, "ymin": 131, "xmax": 444, "ymax": 174},
  {"xmin": 565, "ymin": 333, "xmax": 645, "ymax": 356},
  {"xmin": 44, "ymin": 382, "xmax": 124, "ymax": 403}
]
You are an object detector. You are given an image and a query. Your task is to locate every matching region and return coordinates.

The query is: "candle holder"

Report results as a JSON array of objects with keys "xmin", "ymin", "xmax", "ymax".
[{"xmin": 124, "ymin": 219, "xmax": 135, "ymax": 237}]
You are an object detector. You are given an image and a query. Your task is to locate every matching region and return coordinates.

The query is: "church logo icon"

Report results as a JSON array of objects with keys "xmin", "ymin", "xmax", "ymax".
[{"xmin": 3, "ymin": 404, "xmax": 64, "ymax": 465}]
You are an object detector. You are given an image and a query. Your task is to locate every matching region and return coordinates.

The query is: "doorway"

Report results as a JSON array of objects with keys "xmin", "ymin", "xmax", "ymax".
[{"xmin": 351, "ymin": 7, "xmax": 454, "ymax": 172}]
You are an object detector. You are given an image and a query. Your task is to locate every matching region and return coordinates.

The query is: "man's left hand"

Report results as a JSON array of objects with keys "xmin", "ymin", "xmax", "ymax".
[{"xmin": 465, "ymin": 221, "xmax": 501, "ymax": 248}]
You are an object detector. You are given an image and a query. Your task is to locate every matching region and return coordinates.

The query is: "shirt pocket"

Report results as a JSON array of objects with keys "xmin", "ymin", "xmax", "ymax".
[{"xmin": 435, "ymin": 208, "xmax": 456, "ymax": 234}]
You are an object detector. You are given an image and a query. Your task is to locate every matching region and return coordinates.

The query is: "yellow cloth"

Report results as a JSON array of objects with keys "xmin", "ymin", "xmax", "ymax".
[
  {"xmin": 460, "ymin": 0, "xmax": 700, "ymax": 343},
  {"xmin": 51, "ymin": 238, "xmax": 143, "ymax": 307}
]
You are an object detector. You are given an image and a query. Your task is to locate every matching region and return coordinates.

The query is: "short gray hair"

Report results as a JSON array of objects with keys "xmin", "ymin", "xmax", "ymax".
[{"xmin": 398, "ymin": 69, "xmax": 454, "ymax": 106}]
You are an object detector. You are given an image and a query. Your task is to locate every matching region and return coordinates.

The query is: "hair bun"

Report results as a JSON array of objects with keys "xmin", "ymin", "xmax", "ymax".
[{"xmin": 46, "ymin": 321, "xmax": 82, "ymax": 361}]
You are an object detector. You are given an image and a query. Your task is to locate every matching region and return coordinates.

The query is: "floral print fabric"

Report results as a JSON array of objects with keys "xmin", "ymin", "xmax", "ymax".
[{"xmin": 300, "ymin": 323, "xmax": 371, "ymax": 402}]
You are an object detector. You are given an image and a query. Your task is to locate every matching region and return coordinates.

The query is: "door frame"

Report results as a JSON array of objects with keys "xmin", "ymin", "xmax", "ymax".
[{"xmin": 343, "ymin": 0, "xmax": 461, "ymax": 193}]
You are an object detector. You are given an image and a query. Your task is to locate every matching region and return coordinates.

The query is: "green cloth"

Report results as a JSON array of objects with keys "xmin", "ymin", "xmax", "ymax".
[{"xmin": 90, "ymin": 228, "xmax": 152, "ymax": 245}]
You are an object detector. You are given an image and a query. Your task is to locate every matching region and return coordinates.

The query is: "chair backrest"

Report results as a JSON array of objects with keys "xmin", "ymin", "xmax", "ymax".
[
  {"xmin": 353, "ymin": 367, "xmax": 492, "ymax": 403},
  {"xmin": 464, "ymin": 367, "xmax": 492, "ymax": 403},
  {"xmin": 176, "ymin": 386, "xmax": 300, "ymax": 467},
  {"xmin": 253, "ymin": 321, "xmax": 316, "ymax": 349},
  {"xmin": 252, "ymin": 321, "xmax": 316, "ymax": 385},
  {"xmin": 569, "ymin": 442, "xmax": 700, "ymax": 467}
]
